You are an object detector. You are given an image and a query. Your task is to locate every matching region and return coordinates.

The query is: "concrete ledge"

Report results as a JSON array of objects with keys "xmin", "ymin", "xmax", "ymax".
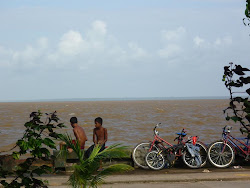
[
  {"xmin": 2, "ymin": 168, "xmax": 250, "ymax": 187},
  {"xmin": 33, "ymin": 169, "xmax": 250, "ymax": 186},
  {"xmin": 102, "ymin": 171, "xmax": 250, "ymax": 184},
  {"xmin": 53, "ymin": 149, "xmax": 133, "ymax": 171}
]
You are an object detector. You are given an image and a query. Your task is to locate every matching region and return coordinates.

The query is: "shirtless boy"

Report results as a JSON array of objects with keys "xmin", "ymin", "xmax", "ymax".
[
  {"xmin": 85, "ymin": 117, "xmax": 107, "ymax": 158},
  {"xmin": 70, "ymin": 117, "xmax": 88, "ymax": 149},
  {"xmin": 93, "ymin": 117, "xmax": 108, "ymax": 151}
]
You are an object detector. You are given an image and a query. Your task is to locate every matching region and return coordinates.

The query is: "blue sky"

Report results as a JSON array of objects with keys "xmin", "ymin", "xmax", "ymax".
[{"xmin": 0, "ymin": 0, "xmax": 249, "ymax": 101}]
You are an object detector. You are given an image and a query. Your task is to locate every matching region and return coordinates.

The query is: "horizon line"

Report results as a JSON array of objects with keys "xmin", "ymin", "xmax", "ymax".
[{"xmin": 0, "ymin": 96, "xmax": 230, "ymax": 103}]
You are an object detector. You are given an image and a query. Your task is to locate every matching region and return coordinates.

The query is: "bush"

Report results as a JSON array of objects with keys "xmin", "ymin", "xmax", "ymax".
[
  {"xmin": 223, "ymin": 63, "xmax": 250, "ymax": 136},
  {"xmin": 0, "ymin": 111, "xmax": 65, "ymax": 188}
]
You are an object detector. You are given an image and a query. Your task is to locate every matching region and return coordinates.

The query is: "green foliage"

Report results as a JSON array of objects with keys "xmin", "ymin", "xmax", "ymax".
[
  {"xmin": 246, "ymin": 0, "xmax": 250, "ymax": 18},
  {"xmin": 244, "ymin": 0, "xmax": 250, "ymax": 27},
  {"xmin": 59, "ymin": 134, "xmax": 134, "ymax": 188},
  {"xmin": 223, "ymin": 63, "xmax": 250, "ymax": 137},
  {"xmin": 0, "ymin": 111, "xmax": 65, "ymax": 188}
]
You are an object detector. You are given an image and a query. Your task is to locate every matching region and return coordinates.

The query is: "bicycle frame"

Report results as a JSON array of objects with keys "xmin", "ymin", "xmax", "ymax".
[
  {"xmin": 142, "ymin": 123, "xmax": 207, "ymax": 169},
  {"xmin": 222, "ymin": 131, "xmax": 250, "ymax": 157},
  {"xmin": 148, "ymin": 123, "xmax": 188, "ymax": 157}
]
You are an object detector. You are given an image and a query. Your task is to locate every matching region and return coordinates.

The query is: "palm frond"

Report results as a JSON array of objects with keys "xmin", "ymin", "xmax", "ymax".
[
  {"xmin": 59, "ymin": 134, "xmax": 134, "ymax": 188},
  {"xmin": 88, "ymin": 144, "xmax": 102, "ymax": 162},
  {"xmin": 59, "ymin": 133, "xmax": 84, "ymax": 161},
  {"xmin": 69, "ymin": 165, "xmax": 92, "ymax": 188},
  {"xmin": 97, "ymin": 144, "xmax": 130, "ymax": 159}
]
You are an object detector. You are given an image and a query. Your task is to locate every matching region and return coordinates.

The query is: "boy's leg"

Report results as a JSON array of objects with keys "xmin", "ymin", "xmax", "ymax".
[
  {"xmin": 85, "ymin": 144, "xmax": 95, "ymax": 158},
  {"xmin": 59, "ymin": 142, "xmax": 66, "ymax": 150},
  {"xmin": 98, "ymin": 144, "xmax": 106, "ymax": 171},
  {"xmin": 99, "ymin": 144, "xmax": 106, "ymax": 152}
]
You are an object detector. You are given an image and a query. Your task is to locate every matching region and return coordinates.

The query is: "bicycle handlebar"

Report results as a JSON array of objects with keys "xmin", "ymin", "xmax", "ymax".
[
  {"xmin": 154, "ymin": 123, "xmax": 161, "ymax": 136},
  {"xmin": 153, "ymin": 123, "xmax": 199, "ymax": 145}
]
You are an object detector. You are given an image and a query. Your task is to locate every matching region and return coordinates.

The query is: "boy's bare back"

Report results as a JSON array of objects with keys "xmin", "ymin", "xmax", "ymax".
[{"xmin": 73, "ymin": 126, "xmax": 87, "ymax": 148}]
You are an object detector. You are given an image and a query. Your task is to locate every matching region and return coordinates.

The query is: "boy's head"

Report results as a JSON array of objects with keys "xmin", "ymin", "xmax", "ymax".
[
  {"xmin": 70, "ymin": 117, "xmax": 78, "ymax": 127},
  {"xmin": 95, "ymin": 117, "xmax": 103, "ymax": 128}
]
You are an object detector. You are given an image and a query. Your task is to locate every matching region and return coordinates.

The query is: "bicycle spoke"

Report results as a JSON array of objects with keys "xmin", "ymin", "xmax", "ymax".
[
  {"xmin": 220, "ymin": 156, "xmax": 225, "ymax": 165},
  {"xmin": 221, "ymin": 155, "xmax": 228, "ymax": 165},
  {"xmin": 214, "ymin": 155, "xmax": 220, "ymax": 164}
]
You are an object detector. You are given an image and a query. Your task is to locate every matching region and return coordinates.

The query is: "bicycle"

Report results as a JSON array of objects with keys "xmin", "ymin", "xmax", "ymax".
[
  {"xmin": 145, "ymin": 128, "xmax": 205, "ymax": 170},
  {"xmin": 132, "ymin": 123, "xmax": 207, "ymax": 169},
  {"xmin": 207, "ymin": 125, "xmax": 250, "ymax": 168}
]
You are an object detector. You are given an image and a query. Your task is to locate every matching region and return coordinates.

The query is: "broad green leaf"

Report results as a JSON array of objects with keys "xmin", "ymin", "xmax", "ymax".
[
  {"xmin": 246, "ymin": 88, "xmax": 250, "ymax": 95},
  {"xmin": 43, "ymin": 138, "xmax": 55, "ymax": 148},
  {"xmin": 32, "ymin": 168, "xmax": 46, "ymax": 176},
  {"xmin": 21, "ymin": 177, "xmax": 32, "ymax": 186},
  {"xmin": 12, "ymin": 152, "xmax": 20, "ymax": 160}
]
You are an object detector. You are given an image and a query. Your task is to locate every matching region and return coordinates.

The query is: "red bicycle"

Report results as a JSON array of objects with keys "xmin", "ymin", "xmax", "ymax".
[{"xmin": 132, "ymin": 123, "xmax": 207, "ymax": 169}]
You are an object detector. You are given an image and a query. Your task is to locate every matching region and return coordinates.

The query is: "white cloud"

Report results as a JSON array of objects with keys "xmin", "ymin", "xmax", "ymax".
[
  {"xmin": 84, "ymin": 20, "xmax": 108, "ymax": 50},
  {"xmin": 158, "ymin": 44, "xmax": 182, "ymax": 58},
  {"xmin": 45, "ymin": 20, "xmax": 152, "ymax": 67},
  {"xmin": 0, "ymin": 46, "xmax": 11, "ymax": 56},
  {"xmin": 128, "ymin": 42, "xmax": 148, "ymax": 59},
  {"xmin": 161, "ymin": 27, "xmax": 186, "ymax": 42},
  {"xmin": 0, "ymin": 37, "xmax": 50, "ymax": 69},
  {"xmin": 214, "ymin": 36, "xmax": 232, "ymax": 46},
  {"xmin": 192, "ymin": 35, "xmax": 233, "ymax": 50},
  {"xmin": 0, "ymin": 21, "xmax": 239, "ymax": 75},
  {"xmin": 92, "ymin": 20, "xmax": 107, "ymax": 36},
  {"xmin": 50, "ymin": 20, "xmax": 110, "ymax": 62},
  {"xmin": 12, "ymin": 45, "xmax": 40, "ymax": 63},
  {"xmin": 193, "ymin": 36, "xmax": 205, "ymax": 47},
  {"xmin": 0, "ymin": 46, "xmax": 12, "ymax": 68},
  {"xmin": 58, "ymin": 30, "xmax": 85, "ymax": 56},
  {"xmin": 157, "ymin": 27, "xmax": 186, "ymax": 59},
  {"xmin": 37, "ymin": 37, "xmax": 49, "ymax": 49}
]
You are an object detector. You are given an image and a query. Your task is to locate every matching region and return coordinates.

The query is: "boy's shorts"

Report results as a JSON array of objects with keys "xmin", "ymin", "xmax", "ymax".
[
  {"xmin": 67, "ymin": 140, "xmax": 85, "ymax": 149},
  {"xmin": 85, "ymin": 144, "xmax": 105, "ymax": 158}
]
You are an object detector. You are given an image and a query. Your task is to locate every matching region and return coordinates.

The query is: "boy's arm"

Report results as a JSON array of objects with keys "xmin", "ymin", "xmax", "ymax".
[
  {"xmin": 73, "ymin": 128, "xmax": 79, "ymax": 141},
  {"xmin": 104, "ymin": 128, "xmax": 108, "ymax": 144},
  {"xmin": 83, "ymin": 129, "xmax": 88, "ymax": 141},
  {"xmin": 93, "ymin": 129, "xmax": 97, "ymax": 145}
]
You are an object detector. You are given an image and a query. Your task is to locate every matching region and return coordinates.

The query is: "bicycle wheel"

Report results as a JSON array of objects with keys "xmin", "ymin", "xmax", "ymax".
[
  {"xmin": 207, "ymin": 141, "xmax": 235, "ymax": 168},
  {"xmin": 145, "ymin": 150, "xmax": 165, "ymax": 170},
  {"xmin": 182, "ymin": 142, "xmax": 207, "ymax": 168},
  {"xmin": 132, "ymin": 142, "xmax": 158, "ymax": 169}
]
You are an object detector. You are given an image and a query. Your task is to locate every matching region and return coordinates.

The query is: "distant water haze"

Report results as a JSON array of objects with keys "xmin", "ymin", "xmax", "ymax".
[{"xmin": 0, "ymin": 99, "xmax": 244, "ymax": 153}]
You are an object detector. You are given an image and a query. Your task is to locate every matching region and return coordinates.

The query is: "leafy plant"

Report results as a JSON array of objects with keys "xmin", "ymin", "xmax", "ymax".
[
  {"xmin": 244, "ymin": 0, "xmax": 250, "ymax": 27},
  {"xmin": 59, "ymin": 134, "xmax": 134, "ymax": 188},
  {"xmin": 0, "ymin": 111, "xmax": 65, "ymax": 188},
  {"xmin": 223, "ymin": 63, "xmax": 250, "ymax": 136}
]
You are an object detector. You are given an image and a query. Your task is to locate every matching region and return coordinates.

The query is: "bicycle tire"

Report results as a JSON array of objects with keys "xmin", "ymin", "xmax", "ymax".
[
  {"xmin": 132, "ymin": 142, "xmax": 158, "ymax": 169},
  {"xmin": 145, "ymin": 150, "xmax": 165, "ymax": 170},
  {"xmin": 207, "ymin": 140, "xmax": 235, "ymax": 168},
  {"xmin": 182, "ymin": 141, "xmax": 207, "ymax": 168}
]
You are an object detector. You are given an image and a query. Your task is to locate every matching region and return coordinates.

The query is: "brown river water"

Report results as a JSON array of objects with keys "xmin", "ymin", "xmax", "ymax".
[{"xmin": 0, "ymin": 99, "xmax": 244, "ymax": 153}]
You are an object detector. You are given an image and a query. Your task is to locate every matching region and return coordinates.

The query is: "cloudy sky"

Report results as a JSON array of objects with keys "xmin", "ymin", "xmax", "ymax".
[{"xmin": 0, "ymin": 0, "xmax": 249, "ymax": 101}]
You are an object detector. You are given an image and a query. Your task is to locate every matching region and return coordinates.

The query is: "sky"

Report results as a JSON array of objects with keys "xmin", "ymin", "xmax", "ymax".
[{"xmin": 0, "ymin": 0, "xmax": 249, "ymax": 101}]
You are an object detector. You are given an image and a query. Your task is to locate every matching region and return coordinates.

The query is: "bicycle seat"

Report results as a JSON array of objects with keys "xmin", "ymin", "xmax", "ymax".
[{"xmin": 176, "ymin": 132, "xmax": 187, "ymax": 136}]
